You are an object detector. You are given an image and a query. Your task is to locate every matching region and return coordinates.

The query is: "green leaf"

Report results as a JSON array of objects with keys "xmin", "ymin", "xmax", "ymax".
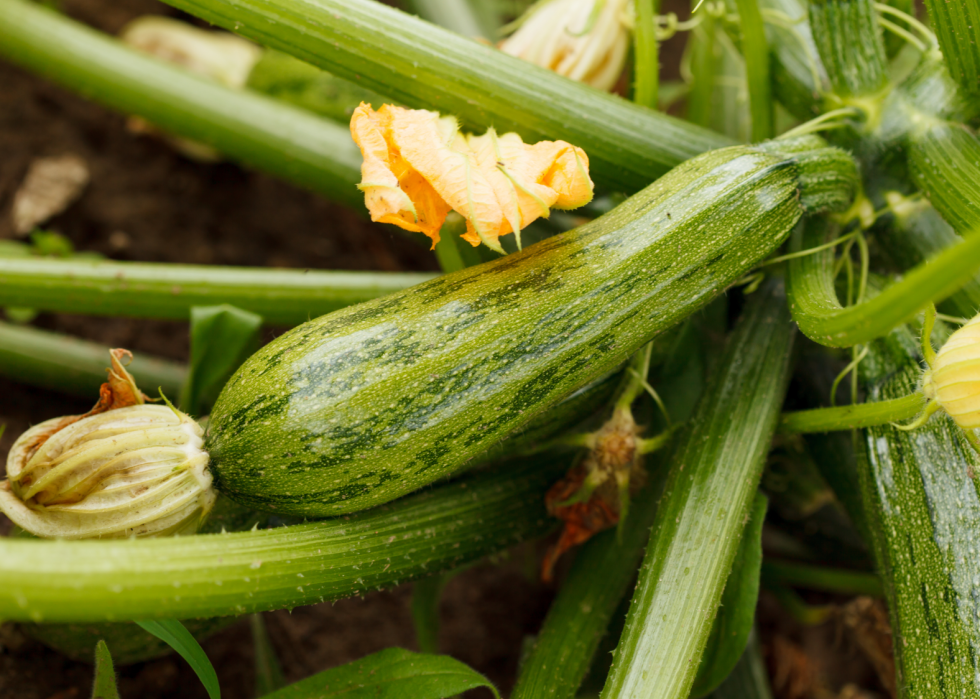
[
  {"xmin": 92, "ymin": 640, "xmax": 120, "ymax": 699},
  {"xmin": 180, "ymin": 304, "xmax": 262, "ymax": 415},
  {"xmin": 251, "ymin": 614, "xmax": 285, "ymax": 697},
  {"xmin": 135, "ymin": 619, "xmax": 221, "ymax": 699},
  {"xmin": 709, "ymin": 627, "xmax": 772, "ymax": 699},
  {"xmin": 691, "ymin": 493, "xmax": 768, "ymax": 697},
  {"xmin": 260, "ymin": 647, "xmax": 500, "ymax": 699}
]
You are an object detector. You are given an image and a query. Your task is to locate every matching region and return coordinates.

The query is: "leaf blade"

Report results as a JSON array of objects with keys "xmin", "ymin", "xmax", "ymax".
[{"xmin": 135, "ymin": 619, "xmax": 221, "ymax": 699}]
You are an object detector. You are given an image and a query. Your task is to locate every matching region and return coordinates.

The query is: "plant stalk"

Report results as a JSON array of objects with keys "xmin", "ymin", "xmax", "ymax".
[
  {"xmin": 786, "ymin": 217, "xmax": 980, "ymax": 347},
  {"xmin": 0, "ymin": 456, "xmax": 562, "ymax": 623},
  {"xmin": 601, "ymin": 280, "xmax": 795, "ymax": 699},
  {"xmin": 0, "ymin": 321, "xmax": 186, "ymax": 398},
  {"xmin": 0, "ymin": 258, "xmax": 434, "ymax": 326},
  {"xmin": 155, "ymin": 0, "xmax": 734, "ymax": 192}
]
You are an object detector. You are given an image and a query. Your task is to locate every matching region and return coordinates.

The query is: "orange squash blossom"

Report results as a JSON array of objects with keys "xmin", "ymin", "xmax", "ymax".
[{"xmin": 350, "ymin": 103, "xmax": 594, "ymax": 252}]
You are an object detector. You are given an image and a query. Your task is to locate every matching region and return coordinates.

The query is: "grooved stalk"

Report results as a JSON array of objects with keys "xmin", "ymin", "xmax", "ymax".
[
  {"xmin": 910, "ymin": 122, "xmax": 980, "ymax": 236},
  {"xmin": 601, "ymin": 280, "xmax": 795, "ymax": 699},
  {"xmin": 808, "ymin": 0, "xmax": 887, "ymax": 97},
  {"xmin": 0, "ymin": 259, "xmax": 435, "ymax": 326},
  {"xmin": 0, "ymin": 321, "xmax": 186, "ymax": 398},
  {"xmin": 786, "ymin": 218, "xmax": 980, "ymax": 347},
  {"xmin": 154, "ymin": 0, "xmax": 734, "ymax": 192},
  {"xmin": 923, "ymin": 0, "xmax": 980, "ymax": 96},
  {"xmin": 0, "ymin": 457, "xmax": 562, "ymax": 623}
]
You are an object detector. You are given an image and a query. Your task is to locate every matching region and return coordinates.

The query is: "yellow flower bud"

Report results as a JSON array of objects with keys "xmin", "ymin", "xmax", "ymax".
[
  {"xmin": 922, "ymin": 314, "xmax": 980, "ymax": 430},
  {"xmin": 0, "ymin": 405, "xmax": 214, "ymax": 539}
]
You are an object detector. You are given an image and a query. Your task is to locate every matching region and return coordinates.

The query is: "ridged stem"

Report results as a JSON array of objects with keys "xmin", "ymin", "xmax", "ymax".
[
  {"xmin": 734, "ymin": 0, "xmax": 773, "ymax": 140},
  {"xmin": 0, "ymin": 321, "xmax": 186, "ymax": 398},
  {"xmin": 0, "ymin": 0, "xmax": 364, "ymax": 208},
  {"xmin": 909, "ymin": 121, "xmax": 980, "ymax": 236},
  {"xmin": 923, "ymin": 0, "xmax": 980, "ymax": 96},
  {"xmin": 688, "ymin": 12, "xmax": 717, "ymax": 129},
  {"xmin": 154, "ymin": 0, "xmax": 734, "ymax": 192},
  {"xmin": 779, "ymin": 392, "xmax": 925, "ymax": 433},
  {"xmin": 601, "ymin": 280, "xmax": 795, "ymax": 699},
  {"xmin": 808, "ymin": 0, "xmax": 887, "ymax": 98},
  {"xmin": 510, "ymin": 459, "xmax": 671, "ymax": 699},
  {"xmin": 0, "ymin": 258, "xmax": 434, "ymax": 326},
  {"xmin": 761, "ymin": 0, "xmax": 826, "ymax": 120},
  {"xmin": 786, "ymin": 217, "xmax": 980, "ymax": 347},
  {"xmin": 0, "ymin": 456, "xmax": 562, "ymax": 623},
  {"xmin": 633, "ymin": 0, "xmax": 660, "ymax": 110},
  {"xmin": 876, "ymin": 194, "xmax": 980, "ymax": 320}
]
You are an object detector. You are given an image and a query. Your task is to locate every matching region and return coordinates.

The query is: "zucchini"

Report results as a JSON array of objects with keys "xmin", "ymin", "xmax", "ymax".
[
  {"xmin": 204, "ymin": 138, "xmax": 856, "ymax": 517},
  {"xmin": 860, "ymin": 325, "xmax": 980, "ymax": 698}
]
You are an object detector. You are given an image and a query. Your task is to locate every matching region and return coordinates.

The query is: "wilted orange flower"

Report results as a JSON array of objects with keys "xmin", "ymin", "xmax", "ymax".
[{"xmin": 350, "ymin": 103, "xmax": 593, "ymax": 252}]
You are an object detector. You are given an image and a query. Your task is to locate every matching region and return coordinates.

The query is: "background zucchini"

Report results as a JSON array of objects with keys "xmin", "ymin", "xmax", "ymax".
[
  {"xmin": 860, "ymin": 325, "xmax": 980, "ymax": 698},
  {"xmin": 205, "ymin": 138, "xmax": 856, "ymax": 517}
]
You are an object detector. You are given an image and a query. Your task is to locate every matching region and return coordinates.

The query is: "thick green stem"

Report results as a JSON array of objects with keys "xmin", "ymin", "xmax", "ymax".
[
  {"xmin": 779, "ymin": 392, "xmax": 925, "ymax": 433},
  {"xmin": 0, "ymin": 457, "xmax": 561, "ymax": 623},
  {"xmin": 601, "ymin": 280, "xmax": 795, "ymax": 699},
  {"xmin": 735, "ymin": 0, "xmax": 773, "ymax": 140},
  {"xmin": 910, "ymin": 121, "xmax": 980, "ymax": 236},
  {"xmin": 876, "ymin": 193, "xmax": 980, "ymax": 320},
  {"xmin": 761, "ymin": 560, "xmax": 883, "ymax": 596},
  {"xmin": 922, "ymin": 0, "xmax": 980, "ymax": 96},
  {"xmin": 633, "ymin": 0, "xmax": 660, "ymax": 110},
  {"xmin": 0, "ymin": 321, "xmax": 186, "ymax": 399},
  {"xmin": 786, "ymin": 217, "xmax": 980, "ymax": 347},
  {"xmin": 0, "ymin": 258, "xmax": 434, "ymax": 326},
  {"xmin": 761, "ymin": 0, "xmax": 826, "ymax": 120},
  {"xmin": 0, "ymin": 0, "xmax": 364, "ymax": 207},
  {"xmin": 155, "ymin": 0, "xmax": 734, "ymax": 192},
  {"xmin": 808, "ymin": 0, "xmax": 887, "ymax": 98},
  {"xmin": 688, "ymin": 12, "xmax": 717, "ymax": 129}
]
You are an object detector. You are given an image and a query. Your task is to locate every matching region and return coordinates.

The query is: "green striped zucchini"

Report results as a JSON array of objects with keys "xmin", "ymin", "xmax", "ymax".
[
  {"xmin": 204, "ymin": 137, "xmax": 856, "ymax": 517},
  {"xmin": 860, "ymin": 325, "xmax": 980, "ymax": 698}
]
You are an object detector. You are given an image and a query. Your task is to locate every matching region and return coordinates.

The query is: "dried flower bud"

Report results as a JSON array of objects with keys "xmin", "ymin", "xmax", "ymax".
[
  {"xmin": 922, "ymin": 314, "xmax": 980, "ymax": 430},
  {"xmin": 120, "ymin": 16, "xmax": 261, "ymax": 89},
  {"xmin": 0, "ymin": 405, "xmax": 214, "ymax": 539},
  {"xmin": 350, "ymin": 103, "xmax": 593, "ymax": 252},
  {"xmin": 499, "ymin": 0, "xmax": 631, "ymax": 92},
  {"xmin": 120, "ymin": 16, "xmax": 262, "ymax": 161},
  {"xmin": 0, "ymin": 349, "xmax": 214, "ymax": 539}
]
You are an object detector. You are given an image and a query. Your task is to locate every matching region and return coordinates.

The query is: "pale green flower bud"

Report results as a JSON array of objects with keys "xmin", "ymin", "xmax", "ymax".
[
  {"xmin": 0, "ymin": 404, "xmax": 214, "ymax": 539},
  {"xmin": 499, "ymin": 0, "xmax": 631, "ymax": 92},
  {"xmin": 922, "ymin": 313, "xmax": 980, "ymax": 430}
]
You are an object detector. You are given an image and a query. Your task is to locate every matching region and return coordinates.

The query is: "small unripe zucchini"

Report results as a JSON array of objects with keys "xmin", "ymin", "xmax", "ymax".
[{"xmin": 205, "ymin": 137, "xmax": 856, "ymax": 517}]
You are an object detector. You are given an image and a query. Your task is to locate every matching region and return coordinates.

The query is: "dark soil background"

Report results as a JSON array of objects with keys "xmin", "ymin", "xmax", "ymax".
[{"xmin": 0, "ymin": 1, "xmax": 888, "ymax": 698}]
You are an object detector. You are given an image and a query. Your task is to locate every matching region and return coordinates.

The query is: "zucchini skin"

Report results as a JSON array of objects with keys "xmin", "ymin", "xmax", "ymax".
[
  {"xmin": 860, "ymin": 328, "xmax": 980, "ymax": 699},
  {"xmin": 205, "ymin": 142, "xmax": 848, "ymax": 517}
]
